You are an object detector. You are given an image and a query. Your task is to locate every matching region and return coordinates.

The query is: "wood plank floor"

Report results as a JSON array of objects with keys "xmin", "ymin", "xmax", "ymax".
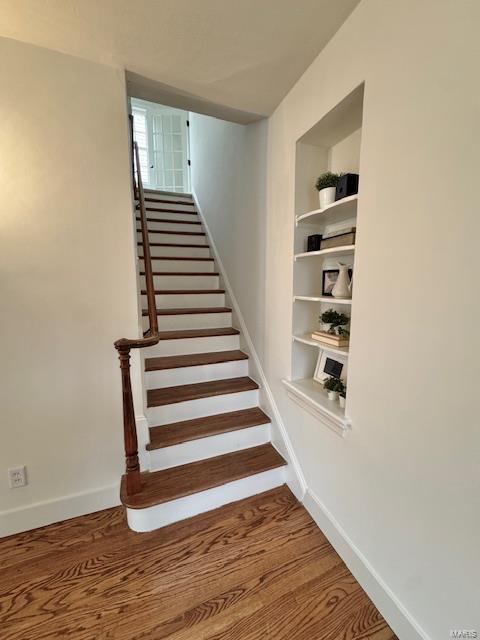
[{"xmin": 0, "ymin": 486, "xmax": 397, "ymax": 640}]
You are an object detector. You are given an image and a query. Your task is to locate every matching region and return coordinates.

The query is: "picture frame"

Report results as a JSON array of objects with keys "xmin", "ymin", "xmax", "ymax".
[
  {"xmin": 322, "ymin": 268, "xmax": 353, "ymax": 296},
  {"xmin": 313, "ymin": 349, "xmax": 348, "ymax": 384}
]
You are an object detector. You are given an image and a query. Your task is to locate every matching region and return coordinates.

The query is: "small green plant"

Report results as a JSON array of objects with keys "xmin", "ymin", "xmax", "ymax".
[
  {"xmin": 320, "ymin": 309, "xmax": 350, "ymax": 335},
  {"xmin": 315, "ymin": 172, "xmax": 340, "ymax": 191},
  {"xmin": 323, "ymin": 377, "xmax": 345, "ymax": 393}
]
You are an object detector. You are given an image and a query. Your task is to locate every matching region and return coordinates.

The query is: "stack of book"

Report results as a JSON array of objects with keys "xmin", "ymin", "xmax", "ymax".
[
  {"xmin": 311, "ymin": 330, "xmax": 349, "ymax": 347},
  {"xmin": 320, "ymin": 227, "xmax": 356, "ymax": 250}
]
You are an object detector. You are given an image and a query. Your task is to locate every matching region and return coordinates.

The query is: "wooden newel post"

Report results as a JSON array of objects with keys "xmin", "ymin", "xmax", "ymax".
[{"xmin": 116, "ymin": 342, "xmax": 142, "ymax": 496}]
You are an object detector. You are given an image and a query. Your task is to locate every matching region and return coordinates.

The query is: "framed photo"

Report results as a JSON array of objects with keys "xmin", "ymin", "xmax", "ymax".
[
  {"xmin": 313, "ymin": 349, "xmax": 348, "ymax": 384},
  {"xmin": 322, "ymin": 268, "xmax": 353, "ymax": 296}
]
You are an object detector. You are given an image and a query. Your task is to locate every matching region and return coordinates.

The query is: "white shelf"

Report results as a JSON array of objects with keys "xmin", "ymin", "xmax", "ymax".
[
  {"xmin": 296, "ymin": 194, "xmax": 358, "ymax": 226},
  {"xmin": 282, "ymin": 378, "xmax": 351, "ymax": 437},
  {"xmin": 294, "ymin": 245, "xmax": 355, "ymax": 261},
  {"xmin": 292, "ymin": 334, "xmax": 349, "ymax": 357},
  {"xmin": 294, "ymin": 295, "xmax": 352, "ymax": 305}
]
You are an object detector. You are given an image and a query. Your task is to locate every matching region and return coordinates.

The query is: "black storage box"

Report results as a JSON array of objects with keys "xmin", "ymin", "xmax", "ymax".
[
  {"xmin": 335, "ymin": 173, "xmax": 359, "ymax": 201},
  {"xmin": 307, "ymin": 234, "xmax": 322, "ymax": 252}
]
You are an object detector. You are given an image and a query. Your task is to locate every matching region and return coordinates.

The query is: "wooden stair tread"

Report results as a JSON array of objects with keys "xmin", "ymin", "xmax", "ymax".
[
  {"xmin": 142, "ymin": 307, "xmax": 231, "ymax": 316},
  {"xmin": 142, "ymin": 289, "xmax": 225, "ymax": 295},
  {"xmin": 141, "ymin": 289, "xmax": 225, "ymax": 295},
  {"xmin": 137, "ymin": 242, "xmax": 209, "ymax": 248},
  {"xmin": 148, "ymin": 407, "xmax": 270, "ymax": 449},
  {"xmin": 141, "ymin": 256, "xmax": 213, "ymax": 261},
  {"xmin": 145, "ymin": 208, "xmax": 197, "ymax": 215},
  {"xmin": 121, "ymin": 444, "xmax": 285, "ymax": 508},
  {"xmin": 147, "ymin": 376, "xmax": 258, "ymax": 407},
  {"xmin": 141, "ymin": 271, "xmax": 219, "ymax": 276},
  {"xmin": 145, "ymin": 349, "xmax": 248, "ymax": 372},
  {"xmin": 140, "ymin": 230, "xmax": 205, "ymax": 237},
  {"xmin": 156, "ymin": 327, "xmax": 239, "ymax": 340},
  {"xmin": 136, "ymin": 217, "xmax": 201, "ymax": 225}
]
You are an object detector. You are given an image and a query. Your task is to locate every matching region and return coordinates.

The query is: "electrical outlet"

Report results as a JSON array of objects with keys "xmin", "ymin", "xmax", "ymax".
[{"xmin": 9, "ymin": 466, "xmax": 27, "ymax": 488}]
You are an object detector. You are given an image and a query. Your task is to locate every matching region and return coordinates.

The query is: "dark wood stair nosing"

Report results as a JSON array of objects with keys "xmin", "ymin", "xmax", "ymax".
[
  {"xmin": 138, "ymin": 229, "xmax": 206, "ymax": 236},
  {"xmin": 147, "ymin": 407, "xmax": 271, "ymax": 450},
  {"xmin": 141, "ymin": 289, "xmax": 225, "ymax": 295},
  {"xmin": 140, "ymin": 256, "xmax": 213, "ymax": 262},
  {"xmin": 136, "ymin": 217, "xmax": 201, "ymax": 225},
  {"xmin": 155, "ymin": 327, "xmax": 240, "ymax": 341},
  {"xmin": 142, "ymin": 307, "xmax": 231, "ymax": 316},
  {"xmin": 137, "ymin": 242, "xmax": 209, "ymax": 248},
  {"xmin": 120, "ymin": 444, "xmax": 286, "ymax": 509},
  {"xmin": 140, "ymin": 271, "xmax": 220, "ymax": 276},
  {"xmin": 147, "ymin": 376, "xmax": 259, "ymax": 408},
  {"xmin": 145, "ymin": 349, "xmax": 249, "ymax": 372}
]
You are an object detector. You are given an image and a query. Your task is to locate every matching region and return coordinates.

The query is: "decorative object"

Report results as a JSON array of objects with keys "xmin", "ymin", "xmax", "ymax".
[
  {"xmin": 322, "ymin": 268, "xmax": 353, "ymax": 296},
  {"xmin": 335, "ymin": 173, "xmax": 359, "ymax": 201},
  {"xmin": 311, "ymin": 331, "xmax": 349, "ymax": 347},
  {"xmin": 332, "ymin": 263, "xmax": 352, "ymax": 299},
  {"xmin": 323, "ymin": 376, "xmax": 345, "ymax": 401},
  {"xmin": 320, "ymin": 229, "xmax": 356, "ymax": 250},
  {"xmin": 320, "ymin": 309, "xmax": 350, "ymax": 335},
  {"xmin": 339, "ymin": 387, "xmax": 347, "ymax": 409},
  {"xmin": 315, "ymin": 172, "xmax": 340, "ymax": 209},
  {"xmin": 314, "ymin": 349, "xmax": 348, "ymax": 384},
  {"xmin": 307, "ymin": 234, "xmax": 322, "ymax": 252}
]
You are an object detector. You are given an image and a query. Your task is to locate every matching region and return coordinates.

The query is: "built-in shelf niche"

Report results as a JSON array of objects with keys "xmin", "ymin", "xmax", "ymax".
[{"xmin": 285, "ymin": 83, "xmax": 364, "ymax": 436}]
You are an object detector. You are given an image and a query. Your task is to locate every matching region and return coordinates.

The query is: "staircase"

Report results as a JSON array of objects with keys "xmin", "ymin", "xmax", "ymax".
[{"xmin": 120, "ymin": 188, "xmax": 287, "ymax": 532}]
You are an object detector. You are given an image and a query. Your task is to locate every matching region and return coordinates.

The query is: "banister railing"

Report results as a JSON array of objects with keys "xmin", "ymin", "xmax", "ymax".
[{"xmin": 114, "ymin": 116, "xmax": 159, "ymax": 496}]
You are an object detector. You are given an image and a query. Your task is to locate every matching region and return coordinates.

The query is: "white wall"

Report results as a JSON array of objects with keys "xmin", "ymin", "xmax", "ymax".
[
  {"xmin": 190, "ymin": 2, "xmax": 480, "ymax": 638},
  {"xmin": 189, "ymin": 114, "xmax": 268, "ymax": 358},
  {"xmin": 0, "ymin": 37, "xmax": 139, "ymax": 536},
  {"xmin": 264, "ymin": 1, "xmax": 480, "ymax": 638}
]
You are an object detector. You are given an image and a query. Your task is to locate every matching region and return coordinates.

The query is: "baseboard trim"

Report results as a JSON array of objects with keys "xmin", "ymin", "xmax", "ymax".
[
  {"xmin": 303, "ymin": 489, "xmax": 430, "ymax": 640},
  {"xmin": 192, "ymin": 191, "xmax": 307, "ymax": 501},
  {"xmin": 0, "ymin": 482, "xmax": 121, "ymax": 538}
]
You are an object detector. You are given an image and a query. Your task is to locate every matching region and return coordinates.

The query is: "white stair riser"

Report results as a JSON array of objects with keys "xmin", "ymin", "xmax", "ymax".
[
  {"xmin": 142, "ymin": 292, "xmax": 225, "ymax": 308},
  {"xmin": 126, "ymin": 466, "xmax": 286, "ymax": 532},
  {"xmin": 144, "ymin": 193, "xmax": 193, "ymax": 204},
  {"xmin": 146, "ymin": 359, "xmax": 249, "ymax": 389},
  {"xmin": 141, "ymin": 259, "xmax": 214, "ymax": 273},
  {"xmin": 146, "ymin": 334, "xmax": 240, "ymax": 357},
  {"xmin": 147, "ymin": 389, "xmax": 259, "ymax": 425},
  {"xmin": 144, "ymin": 211, "xmax": 198, "ymax": 222},
  {"xmin": 140, "ymin": 245, "xmax": 210, "ymax": 258},
  {"xmin": 143, "ymin": 275, "xmax": 219, "ymax": 289},
  {"xmin": 140, "ymin": 221, "xmax": 203, "ymax": 233},
  {"xmin": 143, "ymin": 312, "xmax": 232, "ymax": 332},
  {"xmin": 138, "ymin": 231, "xmax": 207, "ymax": 245},
  {"xmin": 149, "ymin": 424, "xmax": 271, "ymax": 470}
]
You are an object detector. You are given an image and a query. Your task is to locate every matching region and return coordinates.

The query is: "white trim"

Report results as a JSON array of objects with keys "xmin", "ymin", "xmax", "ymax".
[
  {"xmin": 192, "ymin": 191, "xmax": 307, "ymax": 500},
  {"xmin": 0, "ymin": 482, "xmax": 120, "ymax": 538},
  {"xmin": 303, "ymin": 489, "xmax": 431, "ymax": 640},
  {"xmin": 136, "ymin": 414, "xmax": 151, "ymax": 471},
  {"xmin": 282, "ymin": 379, "xmax": 350, "ymax": 437}
]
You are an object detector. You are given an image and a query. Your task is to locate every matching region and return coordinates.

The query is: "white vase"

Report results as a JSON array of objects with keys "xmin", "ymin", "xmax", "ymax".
[
  {"xmin": 339, "ymin": 396, "xmax": 346, "ymax": 409},
  {"xmin": 327, "ymin": 390, "xmax": 339, "ymax": 401},
  {"xmin": 332, "ymin": 263, "xmax": 352, "ymax": 299},
  {"xmin": 318, "ymin": 187, "xmax": 336, "ymax": 210}
]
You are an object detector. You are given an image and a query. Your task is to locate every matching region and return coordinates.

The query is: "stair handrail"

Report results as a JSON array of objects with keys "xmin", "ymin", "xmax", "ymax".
[{"xmin": 113, "ymin": 116, "xmax": 159, "ymax": 497}]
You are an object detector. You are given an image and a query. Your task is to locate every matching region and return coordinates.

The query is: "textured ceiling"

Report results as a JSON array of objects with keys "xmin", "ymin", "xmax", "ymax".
[{"xmin": 0, "ymin": 0, "xmax": 360, "ymax": 121}]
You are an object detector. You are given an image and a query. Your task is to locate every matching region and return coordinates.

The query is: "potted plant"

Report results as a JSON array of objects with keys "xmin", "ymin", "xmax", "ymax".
[
  {"xmin": 315, "ymin": 172, "xmax": 340, "ymax": 209},
  {"xmin": 323, "ymin": 377, "xmax": 345, "ymax": 401},
  {"xmin": 339, "ymin": 387, "xmax": 347, "ymax": 409},
  {"xmin": 320, "ymin": 309, "xmax": 350, "ymax": 335}
]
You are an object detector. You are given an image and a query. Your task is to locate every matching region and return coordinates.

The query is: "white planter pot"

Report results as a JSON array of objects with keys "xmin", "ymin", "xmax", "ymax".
[
  {"xmin": 318, "ymin": 187, "xmax": 336, "ymax": 210},
  {"xmin": 327, "ymin": 390, "xmax": 339, "ymax": 401},
  {"xmin": 339, "ymin": 396, "xmax": 346, "ymax": 409}
]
